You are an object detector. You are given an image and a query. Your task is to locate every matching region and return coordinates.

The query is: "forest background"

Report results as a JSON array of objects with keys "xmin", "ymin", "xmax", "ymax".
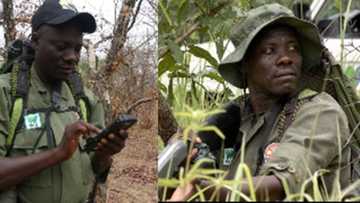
[{"xmin": 158, "ymin": 0, "xmax": 360, "ymax": 201}]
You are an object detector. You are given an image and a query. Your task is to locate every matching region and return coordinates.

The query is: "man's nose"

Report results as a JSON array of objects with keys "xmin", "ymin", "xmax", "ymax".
[
  {"xmin": 277, "ymin": 54, "xmax": 293, "ymax": 66},
  {"xmin": 63, "ymin": 49, "xmax": 79, "ymax": 63}
]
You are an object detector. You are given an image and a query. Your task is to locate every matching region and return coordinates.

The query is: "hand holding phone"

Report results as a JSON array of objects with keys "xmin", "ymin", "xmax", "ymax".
[{"xmin": 83, "ymin": 114, "xmax": 137, "ymax": 152}]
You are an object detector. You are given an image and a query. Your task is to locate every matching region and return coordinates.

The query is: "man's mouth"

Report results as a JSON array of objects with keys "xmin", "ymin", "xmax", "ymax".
[
  {"xmin": 276, "ymin": 72, "xmax": 297, "ymax": 79},
  {"xmin": 60, "ymin": 66, "xmax": 75, "ymax": 74},
  {"xmin": 275, "ymin": 69, "xmax": 298, "ymax": 79}
]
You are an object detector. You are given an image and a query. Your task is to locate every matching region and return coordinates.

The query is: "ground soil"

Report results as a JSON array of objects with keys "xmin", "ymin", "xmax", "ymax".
[
  {"xmin": 105, "ymin": 128, "xmax": 157, "ymax": 203},
  {"xmin": 95, "ymin": 93, "xmax": 158, "ymax": 203}
]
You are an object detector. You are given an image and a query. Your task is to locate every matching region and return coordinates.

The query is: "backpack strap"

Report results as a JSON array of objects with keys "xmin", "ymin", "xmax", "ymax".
[
  {"xmin": 6, "ymin": 55, "xmax": 32, "ymax": 156},
  {"xmin": 4, "ymin": 41, "xmax": 91, "ymax": 156},
  {"xmin": 5, "ymin": 69, "xmax": 90, "ymax": 156},
  {"xmin": 66, "ymin": 71, "xmax": 90, "ymax": 123},
  {"xmin": 1, "ymin": 39, "xmax": 25, "ymax": 74},
  {"xmin": 275, "ymin": 89, "xmax": 318, "ymax": 141},
  {"xmin": 6, "ymin": 98, "xmax": 24, "ymax": 156}
]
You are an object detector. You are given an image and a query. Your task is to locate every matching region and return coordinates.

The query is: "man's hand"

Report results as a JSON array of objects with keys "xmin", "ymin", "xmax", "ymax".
[
  {"xmin": 92, "ymin": 129, "xmax": 128, "ymax": 174},
  {"xmin": 0, "ymin": 121, "xmax": 100, "ymax": 189},
  {"xmin": 95, "ymin": 129, "xmax": 128, "ymax": 156},
  {"xmin": 168, "ymin": 182, "xmax": 196, "ymax": 202},
  {"xmin": 189, "ymin": 136, "xmax": 202, "ymax": 158},
  {"xmin": 169, "ymin": 129, "xmax": 203, "ymax": 161},
  {"xmin": 58, "ymin": 121, "xmax": 100, "ymax": 160}
]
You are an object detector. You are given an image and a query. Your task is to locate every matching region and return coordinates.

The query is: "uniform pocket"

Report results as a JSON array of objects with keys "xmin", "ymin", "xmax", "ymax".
[
  {"xmin": 11, "ymin": 128, "xmax": 52, "ymax": 187},
  {"xmin": 12, "ymin": 128, "xmax": 48, "ymax": 155}
]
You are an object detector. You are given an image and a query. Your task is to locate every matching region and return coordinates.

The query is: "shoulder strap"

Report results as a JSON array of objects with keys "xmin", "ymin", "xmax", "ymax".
[
  {"xmin": 6, "ymin": 98, "xmax": 24, "ymax": 156},
  {"xmin": 6, "ymin": 57, "xmax": 32, "ymax": 156},
  {"xmin": 66, "ymin": 71, "xmax": 90, "ymax": 123},
  {"xmin": 4, "ymin": 45, "xmax": 90, "ymax": 156},
  {"xmin": 276, "ymin": 89, "xmax": 318, "ymax": 140},
  {"xmin": 1, "ymin": 39, "xmax": 25, "ymax": 74}
]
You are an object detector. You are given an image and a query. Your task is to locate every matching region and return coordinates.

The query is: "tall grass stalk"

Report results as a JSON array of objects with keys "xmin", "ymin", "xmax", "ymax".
[
  {"xmin": 160, "ymin": 70, "xmax": 360, "ymax": 202},
  {"xmin": 159, "ymin": 1, "xmax": 360, "ymax": 200},
  {"xmin": 228, "ymin": 163, "xmax": 256, "ymax": 201}
]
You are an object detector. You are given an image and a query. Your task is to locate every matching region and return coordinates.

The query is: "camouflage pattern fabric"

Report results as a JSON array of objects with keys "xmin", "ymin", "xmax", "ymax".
[
  {"xmin": 216, "ymin": 2, "xmax": 360, "ymax": 196},
  {"xmin": 218, "ymin": 3, "xmax": 324, "ymax": 88}
]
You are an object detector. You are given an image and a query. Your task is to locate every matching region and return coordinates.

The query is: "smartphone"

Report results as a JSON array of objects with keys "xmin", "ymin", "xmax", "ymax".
[{"xmin": 83, "ymin": 114, "xmax": 137, "ymax": 152}]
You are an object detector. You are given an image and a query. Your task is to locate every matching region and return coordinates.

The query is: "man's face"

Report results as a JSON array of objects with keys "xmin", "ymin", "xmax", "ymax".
[
  {"xmin": 32, "ymin": 23, "xmax": 83, "ymax": 82},
  {"xmin": 245, "ymin": 26, "xmax": 302, "ymax": 97}
]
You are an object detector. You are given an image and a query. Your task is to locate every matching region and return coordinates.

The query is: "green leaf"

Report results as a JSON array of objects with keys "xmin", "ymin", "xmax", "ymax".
[
  {"xmin": 345, "ymin": 66, "xmax": 357, "ymax": 86},
  {"xmin": 159, "ymin": 52, "xmax": 176, "ymax": 77},
  {"xmin": 345, "ymin": 66, "xmax": 355, "ymax": 78},
  {"xmin": 188, "ymin": 45, "xmax": 219, "ymax": 67},
  {"xmin": 159, "ymin": 0, "xmax": 174, "ymax": 27},
  {"xmin": 168, "ymin": 71, "xmax": 190, "ymax": 78},
  {"xmin": 168, "ymin": 40, "xmax": 184, "ymax": 64},
  {"xmin": 335, "ymin": 0, "xmax": 342, "ymax": 11},
  {"xmin": 203, "ymin": 71, "xmax": 225, "ymax": 84},
  {"xmin": 176, "ymin": 0, "xmax": 189, "ymax": 24},
  {"xmin": 157, "ymin": 80, "xmax": 168, "ymax": 94},
  {"xmin": 215, "ymin": 39, "xmax": 225, "ymax": 61}
]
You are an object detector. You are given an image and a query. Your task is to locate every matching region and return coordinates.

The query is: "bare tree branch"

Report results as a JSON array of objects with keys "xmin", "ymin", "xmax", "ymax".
[
  {"xmin": 124, "ymin": 31, "xmax": 156, "ymax": 57},
  {"xmin": 104, "ymin": 0, "xmax": 138, "ymax": 73},
  {"xmin": 158, "ymin": 0, "xmax": 232, "ymax": 59},
  {"xmin": 145, "ymin": 0, "xmax": 156, "ymax": 11},
  {"xmin": 127, "ymin": 0, "xmax": 143, "ymax": 32},
  {"xmin": 94, "ymin": 35, "xmax": 113, "ymax": 49},
  {"xmin": 126, "ymin": 97, "xmax": 154, "ymax": 114},
  {"xmin": 2, "ymin": 0, "xmax": 17, "ymax": 46},
  {"xmin": 14, "ymin": 16, "xmax": 31, "ymax": 24}
]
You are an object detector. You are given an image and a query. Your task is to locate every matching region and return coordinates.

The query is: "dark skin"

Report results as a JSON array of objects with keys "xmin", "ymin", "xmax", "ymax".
[
  {"xmin": 0, "ymin": 23, "xmax": 127, "ymax": 189},
  {"xmin": 33, "ymin": 23, "xmax": 83, "ymax": 86},
  {"xmin": 169, "ymin": 26, "xmax": 302, "ymax": 201},
  {"xmin": 245, "ymin": 26, "xmax": 302, "ymax": 113}
]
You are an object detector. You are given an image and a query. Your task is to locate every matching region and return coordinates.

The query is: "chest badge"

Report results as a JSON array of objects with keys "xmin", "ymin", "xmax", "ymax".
[
  {"xmin": 24, "ymin": 113, "xmax": 42, "ymax": 129},
  {"xmin": 223, "ymin": 148, "xmax": 235, "ymax": 166},
  {"xmin": 264, "ymin": 143, "xmax": 279, "ymax": 163}
]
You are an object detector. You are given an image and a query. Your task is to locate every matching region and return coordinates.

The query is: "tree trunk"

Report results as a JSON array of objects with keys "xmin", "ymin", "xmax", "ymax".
[
  {"xmin": 1, "ymin": 0, "xmax": 16, "ymax": 47},
  {"xmin": 83, "ymin": 39, "xmax": 97, "ymax": 71},
  {"xmin": 89, "ymin": 0, "xmax": 158, "ymax": 202},
  {"xmin": 158, "ymin": 91, "xmax": 178, "ymax": 144},
  {"xmin": 105, "ymin": 0, "xmax": 137, "ymax": 73}
]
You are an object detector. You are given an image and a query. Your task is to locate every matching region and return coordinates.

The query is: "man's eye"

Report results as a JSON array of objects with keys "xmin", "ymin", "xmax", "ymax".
[
  {"xmin": 289, "ymin": 44, "xmax": 299, "ymax": 52},
  {"xmin": 264, "ymin": 47, "xmax": 274, "ymax": 54}
]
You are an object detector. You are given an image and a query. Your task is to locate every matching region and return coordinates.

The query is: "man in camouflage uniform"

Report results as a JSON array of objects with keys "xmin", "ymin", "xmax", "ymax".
[
  {"xmin": 0, "ymin": 0, "xmax": 128, "ymax": 202},
  {"xmin": 170, "ymin": 3, "xmax": 351, "ymax": 201}
]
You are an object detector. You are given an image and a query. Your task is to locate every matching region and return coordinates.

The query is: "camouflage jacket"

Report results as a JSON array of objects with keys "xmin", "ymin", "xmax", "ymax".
[{"xmin": 201, "ymin": 90, "xmax": 351, "ymax": 195}]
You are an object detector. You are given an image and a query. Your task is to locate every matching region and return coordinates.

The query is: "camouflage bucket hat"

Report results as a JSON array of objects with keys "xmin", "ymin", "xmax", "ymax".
[{"xmin": 218, "ymin": 3, "xmax": 324, "ymax": 88}]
